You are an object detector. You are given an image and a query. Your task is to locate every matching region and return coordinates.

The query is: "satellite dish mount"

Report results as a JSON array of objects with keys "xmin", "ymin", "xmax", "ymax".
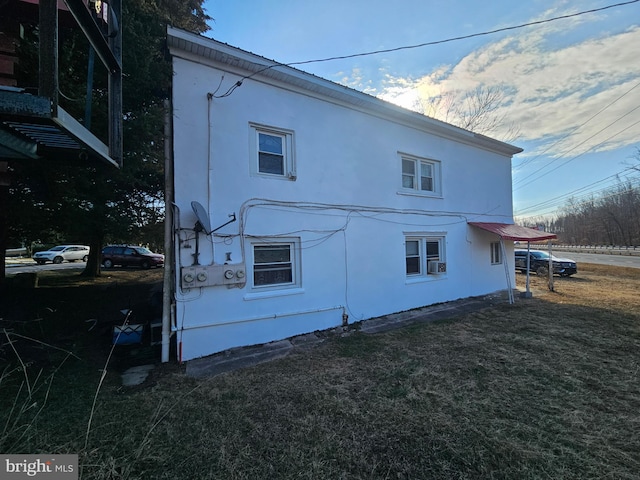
[{"xmin": 190, "ymin": 201, "xmax": 236, "ymax": 266}]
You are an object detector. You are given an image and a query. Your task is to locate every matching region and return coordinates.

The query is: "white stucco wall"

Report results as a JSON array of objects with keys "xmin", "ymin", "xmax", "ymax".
[{"xmin": 170, "ymin": 47, "xmax": 518, "ymax": 361}]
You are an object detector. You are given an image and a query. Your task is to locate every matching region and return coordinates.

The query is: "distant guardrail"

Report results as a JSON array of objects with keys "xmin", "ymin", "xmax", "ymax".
[{"xmin": 552, "ymin": 245, "xmax": 640, "ymax": 256}]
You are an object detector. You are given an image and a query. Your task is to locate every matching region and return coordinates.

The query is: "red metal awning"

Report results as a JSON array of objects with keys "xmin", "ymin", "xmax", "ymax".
[{"xmin": 469, "ymin": 222, "xmax": 557, "ymax": 241}]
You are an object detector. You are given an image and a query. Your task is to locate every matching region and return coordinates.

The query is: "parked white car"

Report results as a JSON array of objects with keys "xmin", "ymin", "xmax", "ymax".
[{"xmin": 33, "ymin": 245, "xmax": 90, "ymax": 264}]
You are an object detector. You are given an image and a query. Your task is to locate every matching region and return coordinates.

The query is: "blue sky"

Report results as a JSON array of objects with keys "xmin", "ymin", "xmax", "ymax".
[{"xmin": 202, "ymin": 0, "xmax": 640, "ymax": 222}]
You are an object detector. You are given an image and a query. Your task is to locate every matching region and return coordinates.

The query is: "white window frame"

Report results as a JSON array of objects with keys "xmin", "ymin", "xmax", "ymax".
[
  {"xmin": 491, "ymin": 241, "xmax": 502, "ymax": 265},
  {"xmin": 405, "ymin": 234, "xmax": 446, "ymax": 280},
  {"xmin": 250, "ymin": 238, "xmax": 301, "ymax": 291},
  {"xmin": 405, "ymin": 239, "xmax": 422, "ymax": 275},
  {"xmin": 399, "ymin": 153, "xmax": 441, "ymax": 197},
  {"xmin": 249, "ymin": 123, "xmax": 296, "ymax": 180}
]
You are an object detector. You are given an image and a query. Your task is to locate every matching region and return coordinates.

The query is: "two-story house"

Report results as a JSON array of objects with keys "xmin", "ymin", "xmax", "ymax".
[{"xmin": 166, "ymin": 27, "xmax": 530, "ymax": 362}]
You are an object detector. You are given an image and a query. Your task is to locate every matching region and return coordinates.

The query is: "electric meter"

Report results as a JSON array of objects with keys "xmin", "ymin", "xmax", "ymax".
[{"xmin": 183, "ymin": 272, "xmax": 195, "ymax": 283}]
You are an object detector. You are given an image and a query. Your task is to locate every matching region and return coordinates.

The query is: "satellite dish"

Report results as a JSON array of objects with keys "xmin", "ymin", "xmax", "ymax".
[
  {"xmin": 189, "ymin": 200, "xmax": 237, "ymax": 266},
  {"xmin": 191, "ymin": 201, "xmax": 212, "ymax": 235},
  {"xmin": 190, "ymin": 201, "xmax": 212, "ymax": 266}
]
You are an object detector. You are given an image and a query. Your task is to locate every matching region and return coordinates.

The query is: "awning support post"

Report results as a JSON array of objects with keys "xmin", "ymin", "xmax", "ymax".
[
  {"xmin": 522, "ymin": 241, "xmax": 533, "ymax": 298},
  {"xmin": 548, "ymin": 240, "xmax": 554, "ymax": 291}
]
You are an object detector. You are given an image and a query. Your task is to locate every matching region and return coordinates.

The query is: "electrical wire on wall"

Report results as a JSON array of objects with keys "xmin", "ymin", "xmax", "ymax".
[
  {"xmin": 173, "ymin": 195, "xmax": 513, "ymax": 328},
  {"xmin": 237, "ymin": 197, "xmax": 506, "ymax": 241},
  {"xmin": 242, "ymin": 198, "xmax": 471, "ymax": 229},
  {"xmin": 236, "ymin": 197, "xmax": 509, "ymax": 266},
  {"xmin": 235, "ymin": 198, "xmax": 509, "ymax": 320}
]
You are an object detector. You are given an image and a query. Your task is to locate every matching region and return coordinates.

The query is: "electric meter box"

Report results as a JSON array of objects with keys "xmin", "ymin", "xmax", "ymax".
[{"xmin": 181, "ymin": 264, "xmax": 246, "ymax": 289}]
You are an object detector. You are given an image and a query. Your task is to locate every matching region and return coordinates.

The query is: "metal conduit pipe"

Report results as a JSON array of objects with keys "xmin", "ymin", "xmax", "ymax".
[
  {"xmin": 173, "ymin": 305, "xmax": 346, "ymax": 332},
  {"xmin": 161, "ymin": 99, "xmax": 174, "ymax": 363}
]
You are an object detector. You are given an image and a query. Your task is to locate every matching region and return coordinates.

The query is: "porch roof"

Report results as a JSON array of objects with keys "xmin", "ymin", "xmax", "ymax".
[{"xmin": 469, "ymin": 222, "xmax": 557, "ymax": 241}]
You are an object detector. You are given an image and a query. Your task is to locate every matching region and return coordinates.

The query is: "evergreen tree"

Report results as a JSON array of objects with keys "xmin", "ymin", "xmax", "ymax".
[{"xmin": 5, "ymin": 0, "xmax": 210, "ymax": 278}]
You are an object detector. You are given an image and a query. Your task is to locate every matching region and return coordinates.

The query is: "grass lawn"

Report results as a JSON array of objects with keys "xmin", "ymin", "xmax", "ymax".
[{"xmin": 1, "ymin": 264, "xmax": 639, "ymax": 479}]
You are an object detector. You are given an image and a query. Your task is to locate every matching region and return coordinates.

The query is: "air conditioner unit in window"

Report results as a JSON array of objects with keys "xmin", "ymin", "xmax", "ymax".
[{"xmin": 428, "ymin": 261, "xmax": 447, "ymax": 274}]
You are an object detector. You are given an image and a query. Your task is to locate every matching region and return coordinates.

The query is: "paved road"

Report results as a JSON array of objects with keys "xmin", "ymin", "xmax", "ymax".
[
  {"xmin": 5, "ymin": 261, "xmax": 86, "ymax": 275},
  {"xmin": 555, "ymin": 251, "xmax": 640, "ymax": 269}
]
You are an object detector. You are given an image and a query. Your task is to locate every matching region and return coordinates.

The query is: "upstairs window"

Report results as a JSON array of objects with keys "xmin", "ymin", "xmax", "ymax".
[
  {"xmin": 400, "ymin": 154, "xmax": 441, "ymax": 196},
  {"xmin": 250, "ymin": 123, "xmax": 296, "ymax": 180},
  {"xmin": 258, "ymin": 132, "xmax": 285, "ymax": 175}
]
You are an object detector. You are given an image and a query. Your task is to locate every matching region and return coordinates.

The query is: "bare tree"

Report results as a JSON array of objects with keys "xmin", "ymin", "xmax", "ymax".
[
  {"xmin": 551, "ymin": 175, "xmax": 640, "ymax": 246},
  {"xmin": 630, "ymin": 147, "xmax": 640, "ymax": 172},
  {"xmin": 414, "ymin": 85, "xmax": 520, "ymax": 143}
]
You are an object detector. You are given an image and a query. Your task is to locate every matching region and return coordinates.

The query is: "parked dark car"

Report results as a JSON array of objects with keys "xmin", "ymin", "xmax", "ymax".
[
  {"xmin": 101, "ymin": 245, "xmax": 164, "ymax": 269},
  {"xmin": 515, "ymin": 249, "xmax": 577, "ymax": 277}
]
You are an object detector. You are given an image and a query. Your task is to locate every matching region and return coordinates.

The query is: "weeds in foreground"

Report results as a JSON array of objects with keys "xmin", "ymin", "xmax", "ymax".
[
  {"xmin": 1, "ymin": 319, "xmax": 150, "ymax": 480},
  {"xmin": 1, "ymin": 321, "xmax": 199, "ymax": 480},
  {"xmin": 1, "ymin": 329, "xmax": 74, "ymax": 452}
]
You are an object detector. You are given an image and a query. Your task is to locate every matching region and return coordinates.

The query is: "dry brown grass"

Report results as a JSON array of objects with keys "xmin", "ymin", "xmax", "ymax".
[
  {"xmin": 1, "ymin": 263, "xmax": 639, "ymax": 479},
  {"xmin": 518, "ymin": 263, "xmax": 640, "ymax": 314}
]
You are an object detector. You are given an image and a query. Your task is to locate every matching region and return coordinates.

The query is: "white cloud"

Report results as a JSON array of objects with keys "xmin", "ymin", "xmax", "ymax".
[
  {"xmin": 374, "ymin": 23, "xmax": 640, "ymax": 157},
  {"xmin": 336, "ymin": 67, "xmax": 377, "ymax": 94}
]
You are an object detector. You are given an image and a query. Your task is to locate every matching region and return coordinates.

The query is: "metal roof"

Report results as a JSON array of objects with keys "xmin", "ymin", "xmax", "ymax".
[{"xmin": 469, "ymin": 222, "xmax": 557, "ymax": 241}]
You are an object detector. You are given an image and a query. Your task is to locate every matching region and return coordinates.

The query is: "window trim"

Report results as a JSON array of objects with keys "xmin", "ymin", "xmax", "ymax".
[
  {"xmin": 250, "ymin": 238, "xmax": 301, "ymax": 292},
  {"xmin": 491, "ymin": 241, "xmax": 502, "ymax": 265},
  {"xmin": 249, "ymin": 123, "xmax": 296, "ymax": 180},
  {"xmin": 404, "ymin": 234, "xmax": 446, "ymax": 280},
  {"xmin": 398, "ymin": 152, "xmax": 442, "ymax": 197},
  {"xmin": 405, "ymin": 239, "xmax": 422, "ymax": 275}
]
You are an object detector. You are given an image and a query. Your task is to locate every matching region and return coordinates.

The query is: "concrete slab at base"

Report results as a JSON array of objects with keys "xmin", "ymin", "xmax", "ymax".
[
  {"xmin": 121, "ymin": 364, "xmax": 155, "ymax": 386},
  {"xmin": 186, "ymin": 339, "xmax": 294, "ymax": 378}
]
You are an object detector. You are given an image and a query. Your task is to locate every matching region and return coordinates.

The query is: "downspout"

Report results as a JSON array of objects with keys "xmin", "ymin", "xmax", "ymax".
[{"xmin": 162, "ymin": 98, "xmax": 174, "ymax": 363}]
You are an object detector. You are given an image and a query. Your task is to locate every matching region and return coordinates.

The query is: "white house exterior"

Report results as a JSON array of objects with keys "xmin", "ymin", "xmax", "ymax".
[{"xmin": 166, "ymin": 27, "xmax": 523, "ymax": 362}]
